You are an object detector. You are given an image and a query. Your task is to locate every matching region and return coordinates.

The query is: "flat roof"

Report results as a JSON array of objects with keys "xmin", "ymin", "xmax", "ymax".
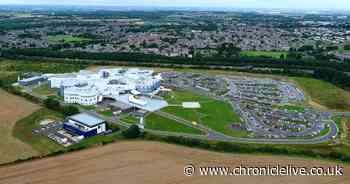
[
  {"xmin": 20, "ymin": 76, "xmax": 46, "ymax": 82},
  {"xmin": 116, "ymin": 94, "xmax": 168, "ymax": 112},
  {"xmin": 110, "ymin": 101, "xmax": 133, "ymax": 110},
  {"xmin": 69, "ymin": 113, "xmax": 106, "ymax": 127}
]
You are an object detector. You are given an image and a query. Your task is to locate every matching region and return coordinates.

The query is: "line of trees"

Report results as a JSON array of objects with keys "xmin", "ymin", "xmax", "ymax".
[
  {"xmin": 2, "ymin": 48, "xmax": 350, "ymax": 90},
  {"xmin": 144, "ymin": 133, "xmax": 350, "ymax": 164},
  {"xmin": 3, "ymin": 48, "xmax": 350, "ymax": 72},
  {"xmin": 314, "ymin": 68, "xmax": 350, "ymax": 89}
]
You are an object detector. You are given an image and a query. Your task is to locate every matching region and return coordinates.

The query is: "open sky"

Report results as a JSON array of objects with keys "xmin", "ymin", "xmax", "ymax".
[{"xmin": 0, "ymin": 0, "xmax": 349, "ymax": 10}]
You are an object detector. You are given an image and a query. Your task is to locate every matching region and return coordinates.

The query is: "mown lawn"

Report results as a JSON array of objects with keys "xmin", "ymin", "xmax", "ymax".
[
  {"xmin": 98, "ymin": 109, "xmax": 114, "ymax": 117},
  {"xmin": 293, "ymin": 77, "xmax": 350, "ymax": 111},
  {"xmin": 32, "ymin": 84, "xmax": 58, "ymax": 96},
  {"xmin": 162, "ymin": 90, "xmax": 249, "ymax": 137},
  {"xmin": 48, "ymin": 35, "xmax": 91, "ymax": 44},
  {"xmin": 145, "ymin": 113, "xmax": 203, "ymax": 135},
  {"xmin": 121, "ymin": 115, "xmax": 139, "ymax": 124}
]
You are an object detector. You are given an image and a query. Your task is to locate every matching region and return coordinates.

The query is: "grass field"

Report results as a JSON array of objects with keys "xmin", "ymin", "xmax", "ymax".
[
  {"xmin": 48, "ymin": 35, "xmax": 91, "ymax": 44},
  {"xmin": 0, "ymin": 59, "xmax": 86, "ymax": 88},
  {"xmin": 98, "ymin": 109, "xmax": 114, "ymax": 117},
  {"xmin": 13, "ymin": 108, "xmax": 64, "ymax": 155},
  {"xmin": 240, "ymin": 51, "xmax": 287, "ymax": 59},
  {"xmin": 121, "ymin": 115, "xmax": 139, "ymax": 125},
  {"xmin": 161, "ymin": 90, "xmax": 249, "ymax": 137},
  {"xmin": 0, "ymin": 90, "xmax": 40, "ymax": 164},
  {"xmin": 334, "ymin": 116, "xmax": 350, "ymax": 144},
  {"xmin": 80, "ymin": 105, "xmax": 97, "ymax": 111},
  {"xmin": 145, "ymin": 113, "xmax": 203, "ymax": 135},
  {"xmin": 292, "ymin": 77, "xmax": 350, "ymax": 111},
  {"xmin": 32, "ymin": 84, "xmax": 58, "ymax": 97}
]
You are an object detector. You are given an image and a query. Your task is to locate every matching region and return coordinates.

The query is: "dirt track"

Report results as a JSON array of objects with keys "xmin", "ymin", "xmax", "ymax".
[
  {"xmin": 0, "ymin": 90, "xmax": 40, "ymax": 164},
  {"xmin": 0, "ymin": 141, "xmax": 348, "ymax": 184}
]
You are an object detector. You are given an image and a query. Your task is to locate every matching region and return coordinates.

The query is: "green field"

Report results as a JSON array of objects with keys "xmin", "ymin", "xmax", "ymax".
[
  {"xmin": 293, "ymin": 77, "xmax": 350, "ymax": 111},
  {"xmin": 98, "ymin": 109, "xmax": 114, "ymax": 117},
  {"xmin": 334, "ymin": 116, "xmax": 350, "ymax": 144},
  {"xmin": 79, "ymin": 105, "xmax": 97, "ymax": 111},
  {"xmin": 121, "ymin": 115, "xmax": 139, "ymax": 124},
  {"xmin": 69, "ymin": 131, "xmax": 122, "ymax": 150},
  {"xmin": 48, "ymin": 35, "xmax": 91, "ymax": 44},
  {"xmin": 32, "ymin": 84, "xmax": 58, "ymax": 96},
  {"xmin": 161, "ymin": 90, "xmax": 249, "ymax": 137},
  {"xmin": 13, "ymin": 108, "xmax": 64, "ymax": 155},
  {"xmin": 145, "ymin": 113, "xmax": 203, "ymax": 135},
  {"xmin": 240, "ymin": 51, "xmax": 287, "ymax": 59},
  {"xmin": 0, "ymin": 59, "xmax": 86, "ymax": 79}
]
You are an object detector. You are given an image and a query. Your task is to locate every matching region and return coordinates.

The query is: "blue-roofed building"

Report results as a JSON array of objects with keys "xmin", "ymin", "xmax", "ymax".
[{"xmin": 63, "ymin": 113, "xmax": 107, "ymax": 138}]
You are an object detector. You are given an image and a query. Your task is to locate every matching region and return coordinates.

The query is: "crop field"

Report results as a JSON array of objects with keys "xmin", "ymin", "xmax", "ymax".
[
  {"xmin": 0, "ymin": 90, "xmax": 40, "ymax": 164},
  {"xmin": 0, "ymin": 141, "xmax": 348, "ymax": 184},
  {"xmin": 292, "ymin": 77, "xmax": 350, "ymax": 111},
  {"xmin": 48, "ymin": 35, "xmax": 91, "ymax": 43},
  {"xmin": 240, "ymin": 51, "xmax": 287, "ymax": 59},
  {"xmin": 160, "ymin": 90, "xmax": 249, "ymax": 137}
]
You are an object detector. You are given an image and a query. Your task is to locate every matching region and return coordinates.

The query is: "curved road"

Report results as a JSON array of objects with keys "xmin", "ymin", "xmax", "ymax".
[
  {"xmin": 151, "ymin": 111, "xmax": 338, "ymax": 145},
  {"xmin": 85, "ymin": 106, "xmax": 338, "ymax": 145}
]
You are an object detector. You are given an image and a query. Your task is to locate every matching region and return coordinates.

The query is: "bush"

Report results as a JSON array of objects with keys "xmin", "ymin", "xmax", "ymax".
[
  {"xmin": 61, "ymin": 105, "xmax": 80, "ymax": 117},
  {"xmin": 107, "ymin": 123, "xmax": 120, "ymax": 132},
  {"xmin": 43, "ymin": 98, "xmax": 60, "ymax": 110},
  {"xmin": 122, "ymin": 125, "xmax": 141, "ymax": 139}
]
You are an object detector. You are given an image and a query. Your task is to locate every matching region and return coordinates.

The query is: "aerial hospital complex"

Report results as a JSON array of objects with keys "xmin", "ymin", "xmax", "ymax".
[{"xmin": 46, "ymin": 68, "xmax": 164, "ymax": 109}]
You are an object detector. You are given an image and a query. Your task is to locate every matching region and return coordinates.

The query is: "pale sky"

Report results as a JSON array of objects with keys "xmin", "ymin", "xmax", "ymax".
[{"xmin": 0, "ymin": 0, "xmax": 349, "ymax": 10}]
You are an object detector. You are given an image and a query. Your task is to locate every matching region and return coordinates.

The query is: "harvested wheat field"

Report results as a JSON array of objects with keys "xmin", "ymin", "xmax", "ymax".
[
  {"xmin": 0, "ymin": 90, "xmax": 40, "ymax": 164},
  {"xmin": 0, "ymin": 141, "xmax": 348, "ymax": 184}
]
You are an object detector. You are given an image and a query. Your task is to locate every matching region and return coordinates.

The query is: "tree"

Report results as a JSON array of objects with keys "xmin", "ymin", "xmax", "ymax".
[
  {"xmin": 344, "ymin": 45, "xmax": 350, "ymax": 50},
  {"xmin": 280, "ymin": 54, "xmax": 285, "ymax": 60},
  {"xmin": 298, "ymin": 45, "xmax": 314, "ymax": 52},
  {"xmin": 287, "ymin": 52, "xmax": 302, "ymax": 60},
  {"xmin": 122, "ymin": 125, "xmax": 141, "ymax": 139},
  {"xmin": 61, "ymin": 105, "xmax": 80, "ymax": 117},
  {"xmin": 43, "ymin": 98, "xmax": 60, "ymax": 110},
  {"xmin": 217, "ymin": 43, "xmax": 241, "ymax": 58}
]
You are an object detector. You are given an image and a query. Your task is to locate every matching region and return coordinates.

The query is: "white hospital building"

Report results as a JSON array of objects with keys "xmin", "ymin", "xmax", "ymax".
[{"xmin": 47, "ymin": 68, "xmax": 162, "ymax": 107}]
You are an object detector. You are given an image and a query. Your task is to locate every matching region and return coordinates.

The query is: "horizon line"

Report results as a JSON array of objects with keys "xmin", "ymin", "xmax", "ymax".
[{"xmin": 0, "ymin": 4, "xmax": 349, "ymax": 12}]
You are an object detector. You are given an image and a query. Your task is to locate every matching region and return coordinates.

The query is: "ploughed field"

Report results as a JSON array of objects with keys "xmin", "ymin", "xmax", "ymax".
[
  {"xmin": 0, "ymin": 90, "xmax": 40, "ymax": 164},
  {"xmin": 0, "ymin": 141, "xmax": 349, "ymax": 184}
]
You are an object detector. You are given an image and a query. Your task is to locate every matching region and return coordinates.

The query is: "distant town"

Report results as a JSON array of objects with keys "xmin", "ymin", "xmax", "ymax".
[{"xmin": 1, "ymin": 10, "xmax": 350, "ymax": 60}]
